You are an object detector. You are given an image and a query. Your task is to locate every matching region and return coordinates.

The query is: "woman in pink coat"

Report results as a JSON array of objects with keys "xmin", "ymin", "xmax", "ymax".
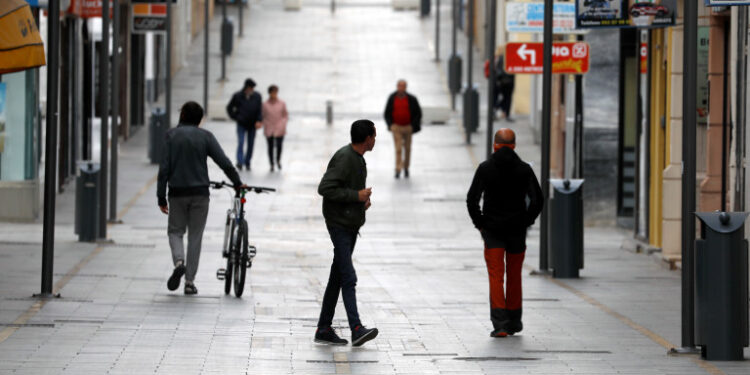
[{"xmin": 262, "ymin": 85, "xmax": 289, "ymax": 172}]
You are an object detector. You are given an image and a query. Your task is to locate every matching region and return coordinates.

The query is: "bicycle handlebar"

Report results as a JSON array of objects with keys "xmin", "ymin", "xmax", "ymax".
[{"xmin": 210, "ymin": 181, "xmax": 276, "ymax": 193}]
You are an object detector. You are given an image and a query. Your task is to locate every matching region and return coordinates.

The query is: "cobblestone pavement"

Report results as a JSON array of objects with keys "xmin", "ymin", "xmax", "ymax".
[{"xmin": 1, "ymin": 1, "xmax": 749, "ymax": 374}]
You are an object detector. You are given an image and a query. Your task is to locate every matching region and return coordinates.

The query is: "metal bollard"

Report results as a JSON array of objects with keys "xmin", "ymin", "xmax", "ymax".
[
  {"xmin": 75, "ymin": 162, "xmax": 100, "ymax": 242},
  {"xmin": 448, "ymin": 54, "xmax": 462, "ymax": 95},
  {"xmin": 326, "ymin": 100, "xmax": 333, "ymax": 126},
  {"xmin": 221, "ymin": 18, "xmax": 234, "ymax": 55},
  {"xmin": 420, "ymin": 0, "xmax": 431, "ymax": 16},
  {"xmin": 548, "ymin": 179, "xmax": 584, "ymax": 278},
  {"xmin": 149, "ymin": 108, "xmax": 168, "ymax": 164},
  {"xmin": 462, "ymin": 84, "xmax": 479, "ymax": 143},
  {"xmin": 694, "ymin": 211, "xmax": 749, "ymax": 361}
]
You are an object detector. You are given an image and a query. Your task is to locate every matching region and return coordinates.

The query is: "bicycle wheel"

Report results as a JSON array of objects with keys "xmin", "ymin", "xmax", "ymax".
[
  {"xmin": 224, "ymin": 221, "xmax": 238, "ymax": 295},
  {"xmin": 233, "ymin": 220, "xmax": 248, "ymax": 297}
]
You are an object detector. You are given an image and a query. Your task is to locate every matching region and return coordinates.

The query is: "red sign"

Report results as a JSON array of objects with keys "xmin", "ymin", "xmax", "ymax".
[
  {"xmin": 640, "ymin": 43, "xmax": 648, "ymax": 74},
  {"xmin": 504, "ymin": 42, "xmax": 590, "ymax": 75},
  {"xmin": 66, "ymin": 0, "xmax": 113, "ymax": 18}
]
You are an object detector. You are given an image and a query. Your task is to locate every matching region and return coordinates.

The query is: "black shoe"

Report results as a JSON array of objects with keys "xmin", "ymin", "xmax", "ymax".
[
  {"xmin": 404, "ymin": 169, "xmax": 409, "ymax": 178},
  {"xmin": 506, "ymin": 320, "xmax": 523, "ymax": 335},
  {"xmin": 167, "ymin": 264, "xmax": 186, "ymax": 291},
  {"xmin": 270, "ymin": 164, "xmax": 275, "ymax": 172},
  {"xmin": 277, "ymin": 162, "xmax": 282, "ymax": 170},
  {"xmin": 184, "ymin": 283, "xmax": 198, "ymax": 295},
  {"xmin": 236, "ymin": 163, "xmax": 243, "ymax": 171},
  {"xmin": 245, "ymin": 164, "xmax": 251, "ymax": 171},
  {"xmin": 314, "ymin": 327, "xmax": 348, "ymax": 345},
  {"xmin": 490, "ymin": 328, "xmax": 508, "ymax": 338},
  {"xmin": 395, "ymin": 171, "xmax": 400, "ymax": 179},
  {"xmin": 351, "ymin": 325, "xmax": 378, "ymax": 347}
]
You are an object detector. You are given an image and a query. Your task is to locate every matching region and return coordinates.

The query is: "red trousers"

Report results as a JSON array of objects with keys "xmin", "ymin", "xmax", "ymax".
[{"xmin": 484, "ymin": 247, "xmax": 525, "ymax": 312}]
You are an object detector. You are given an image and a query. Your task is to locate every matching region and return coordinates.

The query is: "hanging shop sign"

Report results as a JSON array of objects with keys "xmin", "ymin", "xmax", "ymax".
[
  {"xmin": 66, "ymin": 0, "xmax": 112, "ymax": 18},
  {"xmin": 132, "ymin": 2, "xmax": 167, "ymax": 34},
  {"xmin": 504, "ymin": 42, "xmax": 590, "ymax": 75},
  {"xmin": 506, "ymin": 2, "xmax": 587, "ymax": 34},
  {"xmin": 705, "ymin": 1, "xmax": 750, "ymax": 5},
  {"xmin": 575, "ymin": 0, "xmax": 677, "ymax": 29}
]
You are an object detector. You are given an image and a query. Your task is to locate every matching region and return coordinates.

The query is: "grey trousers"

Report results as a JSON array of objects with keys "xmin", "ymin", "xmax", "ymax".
[{"xmin": 167, "ymin": 195, "xmax": 210, "ymax": 282}]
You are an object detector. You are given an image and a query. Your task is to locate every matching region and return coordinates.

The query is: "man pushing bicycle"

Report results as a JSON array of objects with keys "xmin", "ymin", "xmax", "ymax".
[{"xmin": 157, "ymin": 101, "xmax": 246, "ymax": 295}]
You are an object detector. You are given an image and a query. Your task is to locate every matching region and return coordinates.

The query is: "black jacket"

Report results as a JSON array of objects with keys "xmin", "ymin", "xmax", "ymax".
[
  {"xmin": 226, "ymin": 91, "xmax": 263, "ymax": 129},
  {"xmin": 157, "ymin": 124, "xmax": 242, "ymax": 207},
  {"xmin": 383, "ymin": 92, "xmax": 422, "ymax": 133},
  {"xmin": 318, "ymin": 145, "xmax": 367, "ymax": 231},
  {"xmin": 466, "ymin": 147, "xmax": 543, "ymax": 252}
]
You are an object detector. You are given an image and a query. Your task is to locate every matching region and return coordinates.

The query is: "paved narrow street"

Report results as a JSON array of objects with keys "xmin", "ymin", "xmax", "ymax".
[{"xmin": 1, "ymin": 1, "xmax": 748, "ymax": 374}]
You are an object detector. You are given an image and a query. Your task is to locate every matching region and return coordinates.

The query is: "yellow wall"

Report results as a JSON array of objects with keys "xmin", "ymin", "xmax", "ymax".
[{"xmin": 649, "ymin": 29, "xmax": 668, "ymax": 248}]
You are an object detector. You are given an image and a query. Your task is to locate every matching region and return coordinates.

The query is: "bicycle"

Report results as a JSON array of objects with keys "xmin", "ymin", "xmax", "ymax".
[{"xmin": 210, "ymin": 181, "xmax": 275, "ymax": 297}]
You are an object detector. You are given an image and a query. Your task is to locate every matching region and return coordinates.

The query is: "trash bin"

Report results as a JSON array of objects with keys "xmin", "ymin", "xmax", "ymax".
[
  {"xmin": 221, "ymin": 18, "xmax": 234, "ymax": 55},
  {"xmin": 448, "ymin": 54, "xmax": 462, "ymax": 95},
  {"xmin": 463, "ymin": 84, "xmax": 479, "ymax": 135},
  {"xmin": 548, "ymin": 179, "xmax": 584, "ymax": 278},
  {"xmin": 149, "ymin": 108, "xmax": 168, "ymax": 164},
  {"xmin": 75, "ymin": 162, "xmax": 100, "ymax": 242},
  {"xmin": 694, "ymin": 211, "xmax": 749, "ymax": 361}
]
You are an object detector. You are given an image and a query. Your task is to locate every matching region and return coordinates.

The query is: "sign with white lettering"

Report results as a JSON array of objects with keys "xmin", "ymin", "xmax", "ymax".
[
  {"xmin": 505, "ymin": 42, "xmax": 590, "ymax": 75},
  {"xmin": 131, "ymin": 2, "xmax": 167, "ymax": 34}
]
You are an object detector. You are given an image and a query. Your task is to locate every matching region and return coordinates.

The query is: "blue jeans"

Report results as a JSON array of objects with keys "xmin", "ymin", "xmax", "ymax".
[
  {"xmin": 317, "ymin": 225, "xmax": 362, "ymax": 331},
  {"xmin": 236, "ymin": 124, "xmax": 257, "ymax": 166}
]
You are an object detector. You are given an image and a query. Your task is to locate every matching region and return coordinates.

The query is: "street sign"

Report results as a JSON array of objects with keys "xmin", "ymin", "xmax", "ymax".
[
  {"xmin": 705, "ymin": 0, "xmax": 750, "ymax": 5},
  {"xmin": 576, "ymin": 0, "xmax": 677, "ymax": 29},
  {"xmin": 505, "ymin": 42, "xmax": 590, "ymax": 75},
  {"xmin": 506, "ymin": 2, "xmax": 587, "ymax": 34},
  {"xmin": 131, "ymin": 2, "xmax": 167, "ymax": 34},
  {"xmin": 640, "ymin": 43, "xmax": 648, "ymax": 73}
]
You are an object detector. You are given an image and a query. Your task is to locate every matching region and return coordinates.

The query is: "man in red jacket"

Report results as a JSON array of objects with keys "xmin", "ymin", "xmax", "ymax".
[
  {"xmin": 383, "ymin": 80, "xmax": 422, "ymax": 179},
  {"xmin": 466, "ymin": 128, "xmax": 543, "ymax": 337}
]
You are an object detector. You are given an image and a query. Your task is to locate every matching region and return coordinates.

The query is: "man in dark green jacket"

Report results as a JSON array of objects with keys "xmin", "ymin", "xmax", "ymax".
[{"xmin": 314, "ymin": 120, "xmax": 379, "ymax": 347}]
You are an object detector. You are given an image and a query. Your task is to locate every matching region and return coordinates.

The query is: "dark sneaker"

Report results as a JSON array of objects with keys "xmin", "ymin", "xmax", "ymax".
[
  {"xmin": 184, "ymin": 283, "xmax": 198, "ymax": 295},
  {"xmin": 245, "ymin": 163, "xmax": 251, "ymax": 171},
  {"xmin": 167, "ymin": 264, "xmax": 186, "ymax": 291},
  {"xmin": 236, "ymin": 163, "xmax": 243, "ymax": 171},
  {"xmin": 490, "ymin": 328, "xmax": 508, "ymax": 338},
  {"xmin": 277, "ymin": 162, "xmax": 282, "ymax": 170},
  {"xmin": 506, "ymin": 321, "xmax": 523, "ymax": 335},
  {"xmin": 314, "ymin": 327, "xmax": 348, "ymax": 345},
  {"xmin": 404, "ymin": 169, "xmax": 409, "ymax": 178},
  {"xmin": 395, "ymin": 171, "xmax": 400, "ymax": 179},
  {"xmin": 351, "ymin": 325, "xmax": 378, "ymax": 347}
]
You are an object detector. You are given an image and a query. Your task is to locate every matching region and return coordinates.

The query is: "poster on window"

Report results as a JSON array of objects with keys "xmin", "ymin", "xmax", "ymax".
[{"xmin": 576, "ymin": 0, "xmax": 676, "ymax": 29}]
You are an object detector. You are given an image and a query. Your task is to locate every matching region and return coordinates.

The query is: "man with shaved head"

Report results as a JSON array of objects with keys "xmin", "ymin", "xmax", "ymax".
[{"xmin": 466, "ymin": 128, "xmax": 543, "ymax": 337}]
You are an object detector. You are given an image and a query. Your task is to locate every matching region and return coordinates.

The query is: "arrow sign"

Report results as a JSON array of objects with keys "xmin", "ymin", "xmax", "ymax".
[
  {"xmin": 517, "ymin": 43, "xmax": 536, "ymax": 65},
  {"xmin": 504, "ymin": 42, "xmax": 590, "ymax": 75}
]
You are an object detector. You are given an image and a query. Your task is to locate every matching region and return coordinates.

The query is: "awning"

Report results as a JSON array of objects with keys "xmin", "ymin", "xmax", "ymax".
[{"xmin": 0, "ymin": 0, "xmax": 46, "ymax": 75}]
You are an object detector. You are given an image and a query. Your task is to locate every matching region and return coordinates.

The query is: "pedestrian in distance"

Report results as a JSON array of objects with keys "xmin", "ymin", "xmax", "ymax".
[
  {"xmin": 466, "ymin": 128, "xmax": 543, "ymax": 337},
  {"xmin": 158, "ymin": 101, "xmax": 246, "ymax": 295},
  {"xmin": 226, "ymin": 78, "xmax": 263, "ymax": 171},
  {"xmin": 383, "ymin": 79, "xmax": 422, "ymax": 179},
  {"xmin": 261, "ymin": 84, "xmax": 288, "ymax": 172},
  {"xmin": 494, "ymin": 46, "xmax": 516, "ymax": 122},
  {"xmin": 314, "ymin": 119, "xmax": 379, "ymax": 347}
]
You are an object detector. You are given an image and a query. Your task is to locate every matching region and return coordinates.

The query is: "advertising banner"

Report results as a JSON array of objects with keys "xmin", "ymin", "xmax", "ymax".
[
  {"xmin": 132, "ymin": 2, "xmax": 167, "ymax": 34},
  {"xmin": 0, "ymin": 83, "xmax": 6, "ymax": 154},
  {"xmin": 504, "ymin": 42, "xmax": 590, "ymax": 75},
  {"xmin": 506, "ymin": 2, "xmax": 586, "ymax": 34},
  {"xmin": 576, "ymin": 0, "xmax": 677, "ymax": 29}
]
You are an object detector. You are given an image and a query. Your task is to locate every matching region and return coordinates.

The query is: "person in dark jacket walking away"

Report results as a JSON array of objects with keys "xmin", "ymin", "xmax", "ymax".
[
  {"xmin": 158, "ymin": 101, "xmax": 245, "ymax": 295},
  {"xmin": 314, "ymin": 119, "xmax": 379, "ymax": 347},
  {"xmin": 383, "ymin": 79, "xmax": 422, "ymax": 179},
  {"xmin": 495, "ymin": 46, "xmax": 516, "ymax": 122},
  {"xmin": 226, "ymin": 78, "xmax": 263, "ymax": 170},
  {"xmin": 466, "ymin": 128, "xmax": 543, "ymax": 337}
]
